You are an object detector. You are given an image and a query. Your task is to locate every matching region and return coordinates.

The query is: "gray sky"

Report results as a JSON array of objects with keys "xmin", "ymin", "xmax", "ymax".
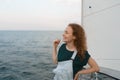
[{"xmin": 0, "ymin": 0, "xmax": 81, "ymax": 30}]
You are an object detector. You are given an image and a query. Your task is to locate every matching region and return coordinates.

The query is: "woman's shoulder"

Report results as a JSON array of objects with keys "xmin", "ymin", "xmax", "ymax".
[
  {"xmin": 75, "ymin": 51, "xmax": 90, "ymax": 59},
  {"xmin": 60, "ymin": 43, "xmax": 66, "ymax": 48},
  {"xmin": 85, "ymin": 50, "xmax": 91, "ymax": 58}
]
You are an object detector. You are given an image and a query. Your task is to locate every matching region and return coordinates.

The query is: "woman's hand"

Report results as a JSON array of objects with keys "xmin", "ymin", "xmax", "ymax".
[
  {"xmin": 52, "ymin": 39, "xmax": 60, "ymax": 64},
  {"xmin": 53, "ymin": 39, "xmax": 60, "ymax": 49},
  {"xmin": 74, "ymin": 72, "xmax": 80, "ymax": 80}
]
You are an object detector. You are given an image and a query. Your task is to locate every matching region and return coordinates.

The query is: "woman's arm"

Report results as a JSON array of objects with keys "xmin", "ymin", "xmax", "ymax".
[
  {"xmin": 52, "ymin": 39, "xmax": 60, "ymax": 64},
  {"xmin": 74, "ymin": 57, "xmax": 100, "ymax": 80},
  {"xmin": 52, "ymin": 46, "xmax": 58, "ymax": 64},
  {"xmin": 79, "ymin": 57, "xmax": 99, "ymax": 73}
]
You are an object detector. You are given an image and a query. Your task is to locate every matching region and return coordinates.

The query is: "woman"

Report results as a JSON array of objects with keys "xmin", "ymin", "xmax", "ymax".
[{"xmin": 52, "ymin": 23, "xmax": 99, "ymax": 80}]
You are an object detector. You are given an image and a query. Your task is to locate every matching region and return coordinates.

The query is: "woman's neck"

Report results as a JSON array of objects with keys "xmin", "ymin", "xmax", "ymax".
[{"xmin": 66, "ymin": 42, "xmax": 76, "ymax": 51}]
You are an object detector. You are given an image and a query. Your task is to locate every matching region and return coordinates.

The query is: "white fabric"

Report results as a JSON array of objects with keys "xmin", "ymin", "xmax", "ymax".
[
  {"xmin": 53, "ymin": 40, "xmax": 77, "ymax": 80},
  {"xmin": 53, "ymin": 60, "xmax": 73, "ymax": 80},
  {"xmin": 71, "ymin": 50, "xmax": 77, "ymax": 60}
]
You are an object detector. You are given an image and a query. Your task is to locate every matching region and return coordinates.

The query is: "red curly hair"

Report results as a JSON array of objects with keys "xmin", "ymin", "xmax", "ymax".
[{"xmin": 68, "ymin": 23, "xmax": 87, "ymax": 60}]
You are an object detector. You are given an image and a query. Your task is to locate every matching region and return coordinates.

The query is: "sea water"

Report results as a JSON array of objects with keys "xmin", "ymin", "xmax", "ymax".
[{"xmin": 0, "ymin": 31, "xmax": 62, "ymax": 80}]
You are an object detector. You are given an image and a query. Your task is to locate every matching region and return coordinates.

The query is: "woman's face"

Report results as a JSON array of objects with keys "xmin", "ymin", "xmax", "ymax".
[{"xmin": 62, "ymin": 26, "xmax": 76, "ymax": 43}]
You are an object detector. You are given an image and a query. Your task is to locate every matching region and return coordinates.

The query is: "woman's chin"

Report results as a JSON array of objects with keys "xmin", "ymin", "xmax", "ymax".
[
  {"xmin": 62, "ymin": 39, "xmax": 67, "ymax": 42},
  {"xmin": 63, "ymin": 40, "xmax": 68, "ymax": 43}
]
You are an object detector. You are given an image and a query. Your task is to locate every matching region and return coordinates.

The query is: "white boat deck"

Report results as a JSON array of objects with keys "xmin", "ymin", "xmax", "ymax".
[
  {"xmin": 80, "ymin": 67, "xmax": 120, "ymax": 80},
  {"xmin": 99, "ymin": 67, "xmax": 120, "ymax": 80}
]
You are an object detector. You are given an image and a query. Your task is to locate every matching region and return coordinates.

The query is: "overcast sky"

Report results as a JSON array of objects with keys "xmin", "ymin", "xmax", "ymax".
[{"xmin": 0, "ymin": 0, "xmax": 81, "ymax": 30}]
